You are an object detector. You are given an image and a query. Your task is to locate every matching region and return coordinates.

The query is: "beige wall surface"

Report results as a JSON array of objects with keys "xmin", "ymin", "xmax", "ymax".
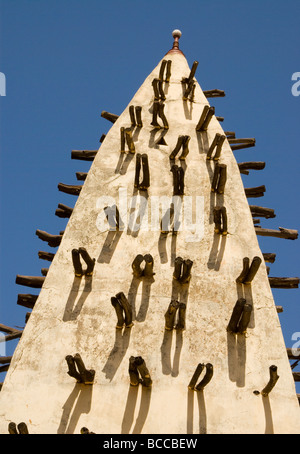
[{"xmin": 0, "ymin": 50, "xmax": 299, "ymax": 434}]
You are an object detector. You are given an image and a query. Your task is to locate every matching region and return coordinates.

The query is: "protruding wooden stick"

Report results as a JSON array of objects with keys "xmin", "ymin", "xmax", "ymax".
[
  {"xmin": 236, "ymin": 258, "xmax": 250, "ymax": 284},
  {"xmin": 135, "ymin": 356, "xmax": 152, "ymax": 387},
  {"xmin": 225, "ymin": 131, "xmax": 235, "ymax": 138},
  {"xmin": 263, "ymin": 253, "xmax": 276, "ymax": 263},
  {"xmin": 203, "ymin": 89, "xmax": 225, "ymax": 98},
  {"xmin": 115, "ymin": 292, "xmax": 133, "ymax": 328},
  {"xmin": 55, "ymin": 203, "xmax": 73, "ymax": 218},
  {"xmin": 16, "ymin": 275, "xmax": 45, "ymax": 289},
  {"xmin": 243, "ymin": 256, "xmax": 262, "ymax": 284},
  {"xmin": 227, "ymin": 298, "xmax": 246, "ymax": 333},
  {"xmin": 183, "ymin": 80, "xmax": 195, "ymax": 101},
  {"xmin": 76, "ymin": 172, "xmax": 88, "ymax": 181},
  {"xmin": 17, "ymin": 294, "xmax": 38, "ymax": 309},
  {"xmin": 125, "ymin": 127, "xmax": 135, "ymax": 153},
  {"xmin": 0, "ymin": 356, "xmax": 12, "ymax": 365},
  {"xmin": 80, "ymin": 427, "xmax": 95, "ymax": 434},
  {"xmin": 99, "ymin": 134, "xmax": 106, "ymax": 143},
  {"xmin": 71, "ymin": 150, "xmax": 97, "ymax": 161},
  {"xmin": 104, "ymin": 205, "xmax": 124, "ymax": 231},
  {"xmin": 0, "ymin": 322, "xmax": 20, "ymax": 335},
  {"xmin": 211, "ymin": 163, "xmax": 227, "ymax": 193},
  {"xmin": 230, "ymin": 138, "xmax": 256, "ymax": 151},
  {"xmin": 158, "ymin": 59, "xmax": 167, "ymax": 82},
  {"xmin": 179, "ymin": 136, "xmax": 191, "ymax": 160},
  {"xmin": 276, "ymin": 306, "xmax": 283, "ymax": 313},
  {"xmin": 195, "ymin": 363, "xmax": 214, "ymax": 391},
  {"xmin": 36, "ymin": 230, "xmax": 62, "ymax": 247},
  {"xmin": 129, "ymin": 105, "xmax": 136, "ymax": 127},
  {"xmin": 164, "ymin": 300, "xmax": 180, "ymax": 331},
  {"xmin": 132, "ymin": 254, "xmax": 144, "ymax": 278},
  {"xmin": 165, "ymin": 60, "xmax": 172, "ymax": 82},
  {"xmin": 111, "ymin": 296, "xmax": 125, "ymax": 329},
  {"xmin": 188, "ymin": 363, "xmax": 205, "ymax": 390},
  {"xmin": 245, "ymin": 185, "xmax": 266, "ymax": 198},
  {"xmin": 171, "ymin": 165, "xmax": 184, "ymax": 196},
  {"xmin": 183, "ymin": 61, "xmax": 199, "ymax": 85},
  {"xmin": 196, "ymin": 106, "xmax": 215, "ymax": 131},
  {"xmin": 261, "ymin": 365, "xmax": 279, "ymax": 396},
  {"xmin": 293, "ymin": 372, "xmax": 300, "ymax": 382},
  {"xmin": 38, "ymin": 251, "xmax": 55, "ymax": 262},
  {"xmin": 0, "ymin": 325, "xmax": 22, "ymax": 342},
  {"xmin": 250, "ymin": 205, "xmax": 275, "ymax": 219},
  {"xmin": 207, "ymin": 133, "xmax": 225, "ymax": 160},
  {"xmin": 238, "ymin": 162, "xmax": 265, "ymax": 175},
  {"xmin": 143, "ymin": 254, "xmax": 155, "ymax": 277},
  {"xmin": 158, "ymin": 101, "xmax": 169, "ymax": 129},
  {"xmin": 236, "ymin": 303, "xmax": 252, "ymax": 333},
  {"xmin": 286, "ymin": 348, "xmax": 300, "ymax": 359},
  {"xmin": 101, "ymin": 111, "xmax": 119, "ymax": 123},
  {"xmin": 213, "ymin": 206, "xmax": 227, "ymax": 235},
  {"xmin": 255, "ymin": 226, "xmax": 298, "ymax": 240},
  {"xmin": 135, "ymin": 106, "xmax": 143, "ymax": 128},
  {"xmin": 139, "ymin": 154, "xmax": 150, "ymax": 190},
  {"xmin": 268, "ymin": 277, "xmax": 299, "ymax": 289},
  {"xmin": 175, "ymin": 302, "xmax": 186, "ymax": 330},
  {"xmin": 129, "ymin": 356, "xmax": 140, "ymax": 386},
  {"xmin": 216, "ymin": 116, "xmax": 224, "ymax": 122},
  {"xmin": 8, "ymin": 422, "xmax": 29, "ymax": 434},
  {"xmin": 72, "ymin": 248, "xmax": 95, "ymax": 277},
  {"xmin": 66, "ymin": 353, "xmax": 95, "ymax": 385},
  {"xmin": 58, "ymin": 183, "xmax": 82, "ymax": 196},
  {"xmin": 169, "ymin": 135, "xmax": 185, "ymax": 160}
]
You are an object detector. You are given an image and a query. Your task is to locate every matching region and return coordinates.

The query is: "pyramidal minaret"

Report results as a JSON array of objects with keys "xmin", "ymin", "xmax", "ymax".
[{"xmin": 0, "ymin": 31, "xmax": 299, "ymax": 435}]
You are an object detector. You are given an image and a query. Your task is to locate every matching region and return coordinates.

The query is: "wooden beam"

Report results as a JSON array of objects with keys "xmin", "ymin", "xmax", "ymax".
[
  {"xmin": 0, "ymin": 364, "xmax": 9, "ymax": 373},
  {"xmin": 269, "ymin": 277, "xmax": 299, "ymax": 289},
  {"xmin": 231, "ymin": 141, "xmax": 256, "ymax": 151},
  {"xmin": 38, "ymin": 251, "xmax": 55, "ymax": 262},
  {"xmin": 16, "ymin": 275, "xmax": 45, "ymax": 289},
  {"xmin": 255, "ymin": 226, "xmax": 298, "ymax": 240},
  {"xmin": 262, "ymin": 253, "xmax": 276, "ymax": 264},
  {"xmin": 287, "ymin": 348, "xmax": 300, "ymax": 359},
  {"xmin": 245, "ymin": 185, "xmax": 266, "ymax": 198},
  {"xmin": 17, "ymin": 294, "xmax": 38, "ymax": 309},
  {"xmin": 58, "ymin": 183, "xmax": 82, "ymax": 196},
  {"xmin": 76, "ymin": 172, "xmax": 88, "ymax": 181},
  {"xmin": 71, "ymin": 150, "xmax": 97, "ymax": 161},
  {"xmin": 238, "ymin": 162, "xmax": 265, "ymax": 175},
  {"xmin": 0, "ymin": 323, "xmax": 20, "ymax": 335},
  {"xmin": 101, "ymin": 111, "xmax": 119, "ymax": 123},
  {"xmin": 250, "ymin": 205, "xmax": 275, "ymax": 219},
  {"xmin": 225, "ymin": 131, "xmax": 235, "ymax": 138},
  {"xmin": 36, "ymin": 230, "xmax": 62, "ymax": 247},
  {"xmin": 203, "ymin": 89, "xmax": 225, "ymax": 98},
  {"xmin": 0, "ymin": 356, "xmax": 12, "ymax": 365},
  {"xmin": 276, "ymin": 306, "xmax": 283, "ymax": 313},
  {"xmin": 293, "ymin": 372, "xmax": 300, "ymax": 382},
  {"xmin": 55, "ymin": 203, "xmax": 73, "ymax": 219}
]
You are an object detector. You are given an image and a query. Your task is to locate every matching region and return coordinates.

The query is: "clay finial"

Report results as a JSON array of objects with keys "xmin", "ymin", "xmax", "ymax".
[{"xmin": 166, "ymin": 29, "xmax": 184, "ymax": 55}]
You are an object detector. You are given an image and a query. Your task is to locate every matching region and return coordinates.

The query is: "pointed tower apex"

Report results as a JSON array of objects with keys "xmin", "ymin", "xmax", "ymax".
[{"xmin": 166, "ymin": 29, "xmax": 184, "ymax": 55}]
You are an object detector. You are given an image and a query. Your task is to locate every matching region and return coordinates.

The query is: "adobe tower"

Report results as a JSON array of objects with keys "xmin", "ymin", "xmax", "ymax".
[{"xmin": 0, "ymin": 31, "xmax": 299, "ymax": 434}]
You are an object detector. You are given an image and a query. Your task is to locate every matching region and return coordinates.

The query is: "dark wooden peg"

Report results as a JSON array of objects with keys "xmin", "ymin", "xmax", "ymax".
[
  {"xmin": 164, "ymin": 300, "xmax": 180, "ymax": 331},
  {"xmin": 111, "ymin": 296, "xmax": 125, "ymax": 329},
  {"xmin": 8, "ymin": 422, "xmax": 29, "ymax": 434},
  {"xmin": 36, "ymin": 230, "xmax": 62, "ymax": 247},
  {"xmin": 72, "ymin": 248, "xmax": 95, "ymax": 277},
  {"xmin": 104, "ymin": 205, "xmax": 124, "ymax": 231},
  {"xmin": 196, "ymin": 105, "xmax": 215, "ymax": 131},
  {"xmin": 134, "ymin": 356, "xmax": 152, "ymax": 387},
  {"xmin": 211, "ymin": 163, "xmax": 227, "ymax": 194},
  {"xmin": 213, "ymin": 206, "xmax": 227, "ymax": 235},
  {"xmin": 189, "ymin": 363, "xmax": 213, "ymax": 391},
  {"xmin": 261, "ymin": 365, "xmax": 279, "ymax": 397},
  {"xmin": 65, "ymin": 353, "xmax": 95, "ymax": 385},
  {"xmin": 15, "ymin": 275, "xmax": 45, "ymax": 289},
  {"xmin": 115, "ymin": 292, "xmax": 133, "ymax": 328},
  {"xmin": 101, "ymin": 111, "xmax": 119, "ymax": 123},
  {"xmin": 170, "ymin": 165, "xmax": 184, "ymax": 196}
]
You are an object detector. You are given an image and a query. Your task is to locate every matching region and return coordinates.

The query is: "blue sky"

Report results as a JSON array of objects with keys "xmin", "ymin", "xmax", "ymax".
[{"xmin": 0, "ymin": 0, "xmax": 299, "ymax": 392}]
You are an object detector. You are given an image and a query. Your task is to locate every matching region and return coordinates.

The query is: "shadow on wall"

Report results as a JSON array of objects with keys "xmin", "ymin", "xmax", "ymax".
[
  {"xmin": 62, "ymin": 276, "xmax": 93, "ymax": 322},
  {"xmin": 102, "ymin": 327, "xmax": 132, "ymax": 381},
  {"xmin": 187, "ymin": 389, "xmax": 207, "ymax": 434},
  {"xmin": 227, "ymin": 283, "xmax": 254, "ymax": 388},
  {"xmin": 57, "ymin": 383, "xmax": 93, "ymax": 434},
  {"xmin": 127, "ymin": 275, "xmax": 154, "ymax": 322},
  {"xmin": 121, "ymin": 384, "xmax": 152, "ymax": 434}
]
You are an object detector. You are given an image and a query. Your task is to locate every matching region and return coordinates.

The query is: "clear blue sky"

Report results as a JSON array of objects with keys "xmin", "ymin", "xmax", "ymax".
[{"xmin": 0, "ymin": 0, "xmax": 299, "ymax": 392}]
